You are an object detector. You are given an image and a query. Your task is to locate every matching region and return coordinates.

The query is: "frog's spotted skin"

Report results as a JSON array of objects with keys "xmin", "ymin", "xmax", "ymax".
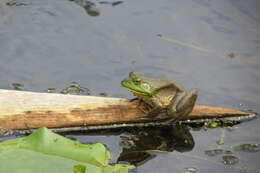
[{"xmin": 121, "ymin": 72, "xmax": 198, "ymax": 122}]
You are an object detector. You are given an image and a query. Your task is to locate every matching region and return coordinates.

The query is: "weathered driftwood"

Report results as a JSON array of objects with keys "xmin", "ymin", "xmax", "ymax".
[{"xmin": 0, "ymin": 89, "xmax": 255, "ymax": 130}]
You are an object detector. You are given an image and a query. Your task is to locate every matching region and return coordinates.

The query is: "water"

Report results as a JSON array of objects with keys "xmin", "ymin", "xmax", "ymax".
[{"xmin": 0, "ymin": 0, "xmax": 260, "ymax": 172}]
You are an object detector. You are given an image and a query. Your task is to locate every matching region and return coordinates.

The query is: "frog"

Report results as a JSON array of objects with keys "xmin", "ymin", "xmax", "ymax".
[{"xmin": 121, "ymin": 72, "xmax": 198, "ymax": 122}]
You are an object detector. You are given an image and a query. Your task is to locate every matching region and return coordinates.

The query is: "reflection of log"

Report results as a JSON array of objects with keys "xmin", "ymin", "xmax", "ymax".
[{"xmin": 0, "ymin": 89, "xmax": 255, "ymax": 130}]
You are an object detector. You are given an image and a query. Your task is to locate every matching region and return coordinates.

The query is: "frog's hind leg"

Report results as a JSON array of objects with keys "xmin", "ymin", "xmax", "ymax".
[
  {"xmin": 166, "ymin": 91, "xmax": 197, "ymax": 123},
  {"xmin": 138, "ymin": 100, "xmax": 152, "ymax": 113},
  {"xmin": 166, "ymin": 92, "xmax": 187, "ymax": 121},
  {"xmin": 168, "ymin": 92, "xmax": 187, "ymax": 113}
]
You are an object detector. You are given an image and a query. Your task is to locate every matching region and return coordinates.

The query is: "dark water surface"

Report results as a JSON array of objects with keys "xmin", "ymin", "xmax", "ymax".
[{"xmin": 0, "ymin": 0, "xmax": 260, "ymax": 172}]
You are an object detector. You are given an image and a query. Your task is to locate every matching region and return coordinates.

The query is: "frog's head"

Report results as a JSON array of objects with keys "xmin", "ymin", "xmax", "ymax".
[{"xmin": 121, "ymin": 72, "xmax": 156, "ymax": 97}]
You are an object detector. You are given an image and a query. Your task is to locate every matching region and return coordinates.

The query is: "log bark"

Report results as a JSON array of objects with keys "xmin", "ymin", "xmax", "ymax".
[{"xmin": 0, "ymin": 89, "xmax": 255, "ymax": 130}]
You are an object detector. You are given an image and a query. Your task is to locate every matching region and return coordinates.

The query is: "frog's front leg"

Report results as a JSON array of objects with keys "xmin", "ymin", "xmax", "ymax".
[
  {"xmin": 130, "ymin": 97, "xmax": 151, "ymax": 115},
  {"xmin": 142, "ymin": 105, "xmax": 160, "ymax": 117},
  {"xmin": 137, "ymin": 101, "xmax": 165, "ymax": 118},
  {"xmin": 167, "ymin": 90, "xmax": 197, "ymax": 122}
]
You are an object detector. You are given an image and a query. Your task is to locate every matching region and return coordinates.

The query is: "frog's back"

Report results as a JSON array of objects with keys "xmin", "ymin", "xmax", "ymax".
[{"xmin": 145, "ymin": 77, "xmax": 173, "ymax": 90}]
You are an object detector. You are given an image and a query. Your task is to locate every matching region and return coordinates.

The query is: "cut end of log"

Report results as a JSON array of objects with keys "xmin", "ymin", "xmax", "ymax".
[{"xmin": 190, "ymin": 105, "xmax": 253, "ymax": 118}]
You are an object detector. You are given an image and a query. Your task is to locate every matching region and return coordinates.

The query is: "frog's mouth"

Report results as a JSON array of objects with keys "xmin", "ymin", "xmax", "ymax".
[{"xmin": 121, "ymin": 80, "xmax": 155, "ymax": 97}]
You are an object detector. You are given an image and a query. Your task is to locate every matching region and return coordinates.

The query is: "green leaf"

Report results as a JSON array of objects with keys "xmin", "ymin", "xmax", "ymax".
[
  {"xmin": 0, "ymin": 128, "xmax": 134, "ymax": 173},
  {"xmin": 0, "ymin": 128, "xmax": 109, "ymax": 166}
]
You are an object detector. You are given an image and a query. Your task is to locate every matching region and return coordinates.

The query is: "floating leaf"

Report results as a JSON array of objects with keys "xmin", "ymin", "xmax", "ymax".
[{"xmin": 0, "ymin": 128, "xmax": 134, "ymax": 173}]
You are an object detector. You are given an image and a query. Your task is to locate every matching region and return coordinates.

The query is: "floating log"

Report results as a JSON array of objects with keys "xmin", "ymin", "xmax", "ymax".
[{"xmin": 0, "ymin": 89, "xmax": 256, "ymax": 130}]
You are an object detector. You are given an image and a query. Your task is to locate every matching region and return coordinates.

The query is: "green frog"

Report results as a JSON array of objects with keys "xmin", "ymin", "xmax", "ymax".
[{"xmin": 121, "ymin": 72, "xmax": 198, "ymax": 122}]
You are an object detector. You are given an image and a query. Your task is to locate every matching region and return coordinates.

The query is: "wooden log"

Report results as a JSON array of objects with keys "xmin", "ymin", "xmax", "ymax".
[{"xmin": 0, "ymin": 89, "xmax": 256, "ymax": 130}]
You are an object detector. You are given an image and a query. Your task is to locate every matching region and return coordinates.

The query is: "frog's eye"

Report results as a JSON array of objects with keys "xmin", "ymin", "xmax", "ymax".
[
  {"xmin": 133, "ymin": 78, "xmax": 141, "ymax": 82},
  {"xmin": 129, "ymin": 72, "xmax": 141, "ymax": 82}
]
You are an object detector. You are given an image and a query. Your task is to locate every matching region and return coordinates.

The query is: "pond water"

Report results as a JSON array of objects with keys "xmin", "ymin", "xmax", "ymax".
[{"xmin": 0, "ymin": 0, "xmax": 260, "ymax": 172}]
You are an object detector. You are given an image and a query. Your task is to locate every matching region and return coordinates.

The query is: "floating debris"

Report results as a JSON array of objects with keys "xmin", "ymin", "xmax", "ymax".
[
  {"xmin": 111, "ymin": 1, "xmax": 123, "ymax": 6},
  {"xmin": 46, "ymin": 88, "xmax": 56, "ymax": 93},
  {"xmin": 217, "ymin": 129, "xmax": 225, "ymax": 145},
  {"xmin": 182, "ymin": 167, "xmax": 198, "ymax": 173},
  {"xmin": 99, "ymin": 92, "xmax": 108, "ymax": 97},
  {"xmin": 204, "ymin": 149, "xmax": 233, "ymax": 156},
  {"xmin": 205, "ymin": 149, "xmax": 223, "ymax": 156},
  {"xmin": 61, "ymin": 82, "xmax": 90, "ymax": 95},
  {"xmin": 217, "ymin": 139, "xmax": 224, "ymax": 145},
  {"xmin": 227, "ymin": 52, "xmax": 236, "ymax": 59},
  {"xmin": 6, "ymin": 0, "xmax": 28, "ymax": 6},
  {"xmin": 99, "ymin": 1, "xmax": 123, "ymax": 6},
  {"xmin": 239, "ymin": 166, "xmax": 250, "ymax": 173},
  {"xmin": 234, "ymin": 144, "xmax": 260, "ymax": 152},
  {"xmin": 0, "ymin": 129, "xmax": 32, "ymax": 137},
  {"xmin": 69, "ymin": 0, "xmax": 100, "ymax": 16},
  {"xmin": 183, "ymin": 113, "xmax": 256, "ymax": 128},
  {"xmin": 157, "ymin": 34, "xmax": 212, "ymax": 53},
  {"xmin": 222, "ymin": 155, "xmax": 239, "ymax": 165},
  {"xmin": 208, "ymin": 122, "xmax": 219, "ymax": 128},
  {"xmin": 11, "ymin": 83, "xmax": 24, "ymax": 90}
]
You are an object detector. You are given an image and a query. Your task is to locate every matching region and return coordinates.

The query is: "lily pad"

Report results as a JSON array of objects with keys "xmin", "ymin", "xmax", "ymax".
[{"xmin": 0, "ymin": 128, "xmax": 134, "ymax": 173}]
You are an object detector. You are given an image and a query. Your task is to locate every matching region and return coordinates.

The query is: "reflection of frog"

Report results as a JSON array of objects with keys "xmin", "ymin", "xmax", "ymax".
[
  {"xmin": 118, "ymin": 124, "xmax": 194, "ymax": 166},
  {"xmin": 121, "ymin": 72, "xmax": 198, "ymax": 121}
]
